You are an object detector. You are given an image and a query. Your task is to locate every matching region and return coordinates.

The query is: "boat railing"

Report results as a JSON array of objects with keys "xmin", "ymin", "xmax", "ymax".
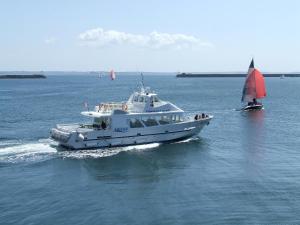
[
  {"xmin": 95, "ymin": 102, "xmax": 128, "ymax": 113},
  {"xmin": 79, "ymin": 124, "xmax": 111, "ymax": 130},
  {"xmin": 57, "ymin": 123, "xmax": 111, "ymax": 131}
]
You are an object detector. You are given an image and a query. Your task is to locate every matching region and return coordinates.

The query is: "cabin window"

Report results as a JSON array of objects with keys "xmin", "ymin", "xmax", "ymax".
[
  {"xmin": 93, "ymin": 117, "xmax": 111, "ymax": 129},
  {"xmin": 139, "ymin": 96, "xmax": 144, "ymax": 102},
  {"xmin": 94, "ymin": 117, "xmax": 107, "ymax": 124},
  {"xmin": 142, "ymin": 117, "xmax": 158, "ymax": 126},
  {"xmin": 175, "ymin": 115, "xmax": 181, "ymax": 122},
  {"xmin": 94, "ymin": 118, "xmax": 100, "ymax": 124},
  {"xmin": 154, "ymin": 97, "xmax": 159, "ymax": 102},
  {"xmin": 167, "ymin": 115, "xmax": 182, "ymax": 123},
  {"xmin": 134, "ymin": 96, "xmax": 138, "ymax": 102},
  {"xmin": 159, "ymin": 115, "xmax": 171, "ymax": 125},
  {"xmin": 168, "ymin": 115, "xmax": 177, "ymax": 122},
  {"xmin": 129, "ymin": 118, "xmax": 144, "ymax": 128},
  {"xmin": 171, "ymin": 115, "xmax": 176, "ymax": 122}
]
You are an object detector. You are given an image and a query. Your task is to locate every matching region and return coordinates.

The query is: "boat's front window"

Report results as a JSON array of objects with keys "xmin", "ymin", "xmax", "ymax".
[
  {"xmin": 158, "ymin": 115, "xmax": 182, "ymax": 125},
  {"xmin": 159, "ymin": 115, "xmax": 171, "ymax": 125},
  {"xmin": 174, "ymin": 115, "xmax": 182, "ymax": 122},
  {"xmin": 154, "ymin": 96, "xmax": 160, "ymax": 102},
  {"xmin": 173, "ymin": 115, "xmax": 177, "ymax": 122},
  {"xmin": 128, "ymin": 119, "xmax": 144, "ymax": 128},
  {"xmin": 142, "ymin": 117, "xmax": 158, "ymax": 126}
]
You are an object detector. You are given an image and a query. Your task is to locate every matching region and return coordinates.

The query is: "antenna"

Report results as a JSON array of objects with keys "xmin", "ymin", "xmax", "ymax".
[{"xmin": 140, "ymin": 72, "xmax": 145, "ymax": 90}]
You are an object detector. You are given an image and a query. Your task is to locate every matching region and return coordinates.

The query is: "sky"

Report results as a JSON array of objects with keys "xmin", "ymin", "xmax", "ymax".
[{"xmin": 1, "ymin": 0, "xmax": 300, "ymax": 72}]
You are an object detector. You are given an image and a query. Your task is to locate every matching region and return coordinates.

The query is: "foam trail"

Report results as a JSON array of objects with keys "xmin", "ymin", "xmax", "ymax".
[
  {"xmin": 59, "ymin": 149, "xmax": 121, "ymax": 159},
  {"xmin": 0, "ymin": 139, "xmax": 57, "ymax": 163},
  {"xmin": 172, "ymin": 137, "xmax": 200, "ymax": 144},
  {"xmin": 122, "ymin": 143, "xmax": 160, "ymax": 151},
  {"xmin": 59, "ymin": 143, "xmax": 161, "ymax": 159},
  {"xmin": 0, "ymin": 138, "xmax": 162, "ymax": 162},
  {"xmin": 0, "ymin": 139, "xmax": 22, "ymax": 147}
]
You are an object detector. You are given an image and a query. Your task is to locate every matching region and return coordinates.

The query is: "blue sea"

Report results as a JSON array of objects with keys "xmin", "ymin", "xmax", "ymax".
[{"xmin": 1, "ymin": 75, "xmax": 300, "ymax": 224}]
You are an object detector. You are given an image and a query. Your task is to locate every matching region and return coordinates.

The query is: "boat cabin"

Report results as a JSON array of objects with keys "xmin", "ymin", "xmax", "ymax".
[
  {"xmin": 80, "ymin": 87, "xmax": 184, "ymax": 131},
  {"xmin": 81, "ymin": 111, "xmax": 184, "ymax": 131}
]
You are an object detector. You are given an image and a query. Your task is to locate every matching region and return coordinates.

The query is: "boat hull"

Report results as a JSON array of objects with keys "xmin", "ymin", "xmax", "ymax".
[
  {"xmin": 243, "ymin": 104, "xmax": 264, "ymax": 111},
  {"xmin": 51, "ymin": 117, "xmax": 212, "ymax": 150}
]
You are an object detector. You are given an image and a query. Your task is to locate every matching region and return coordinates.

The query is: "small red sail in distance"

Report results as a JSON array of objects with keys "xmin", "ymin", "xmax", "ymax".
[
  {"xmin": 110, "ymin": 69, "xmax": 116, "ymax": 80},
  {"xmin": 241, "ymin": 59, "xmax": 267, "ymax": 102}
]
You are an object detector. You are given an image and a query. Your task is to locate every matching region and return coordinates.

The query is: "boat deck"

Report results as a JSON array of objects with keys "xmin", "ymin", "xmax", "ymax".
[{"xmin": 57, "ymin": 124, "xmax": 92, "ymax": 132}]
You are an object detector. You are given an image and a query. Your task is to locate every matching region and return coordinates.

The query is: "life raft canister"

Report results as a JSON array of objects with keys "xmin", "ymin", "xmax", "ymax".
[{"xmin": 122, "ymin": 104, "xmax": 128, "ymax": 111}]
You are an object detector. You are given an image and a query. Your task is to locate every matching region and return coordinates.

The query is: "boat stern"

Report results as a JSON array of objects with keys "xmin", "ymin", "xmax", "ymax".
[{"xmin": 50, "ymin": 124, "xmax": 82, "ymax": 149}]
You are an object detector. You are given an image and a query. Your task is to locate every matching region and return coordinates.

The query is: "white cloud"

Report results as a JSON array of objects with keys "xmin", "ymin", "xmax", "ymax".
[
  {"xmin": 44, "ymin": 37, "xmax": 57, "ymax": 44},
  {"xmin": 78, "ymin": 28, "xmax": 213, "ymax": 50}
]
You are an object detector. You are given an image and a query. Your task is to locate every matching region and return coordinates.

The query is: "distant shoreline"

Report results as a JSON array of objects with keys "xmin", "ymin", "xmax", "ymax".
[
  {"xmin": 0, "ymin": 74, "xmax": 46, "ymax": 79},
  {"xmin": 177, "ymin": 73, "xmax": 300, "ymax": 78}
]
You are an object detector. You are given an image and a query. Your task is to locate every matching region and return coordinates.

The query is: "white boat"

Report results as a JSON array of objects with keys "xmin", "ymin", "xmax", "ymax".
[{"xmin": 50, "ymin": 86, "xmax": 213, "ymax": 150}]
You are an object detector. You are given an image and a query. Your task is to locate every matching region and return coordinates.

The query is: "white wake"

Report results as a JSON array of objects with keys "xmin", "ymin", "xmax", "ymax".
[
  {"xmin": 59, "ymin": 143, "xmax": 161, "ymax": 159},
  {"xmin": 0, "ymin": 139, "xmax": 57, "ymax": 163},
  {"xmin": 0, "ymin": 139, "xmax": 161, "ymax": 163}
]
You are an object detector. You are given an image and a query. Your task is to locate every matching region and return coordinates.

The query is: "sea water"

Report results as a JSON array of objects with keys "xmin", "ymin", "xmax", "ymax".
[{"xmin": 1, "ymin": 75, "xmax": 300, "ymax": 224}]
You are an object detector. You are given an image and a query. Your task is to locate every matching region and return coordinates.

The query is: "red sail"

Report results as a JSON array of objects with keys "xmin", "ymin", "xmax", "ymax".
[
  {"xmin": 242, "ymin": 68, "xmax": 266, "ymax": 102},
  {"xmin": 253, "ymin": 69, "xmax": 266, "ymax": 98}
]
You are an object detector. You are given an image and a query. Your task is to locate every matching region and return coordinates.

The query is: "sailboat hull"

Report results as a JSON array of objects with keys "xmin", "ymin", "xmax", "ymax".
[{"xmin": 243, "ymin": 104, "xmax": 264, "ymax": 111}]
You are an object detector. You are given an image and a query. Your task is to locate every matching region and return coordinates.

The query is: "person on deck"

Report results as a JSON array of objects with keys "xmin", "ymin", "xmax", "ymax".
[
  {"xmin": 253, "ymin": 98, "xmax": 257, "ymax": 105},
  {"xmin": 150, "ymin": 97, "xmax": 154, "ymax": 107},
  {"xmin": 101, "ymin": 121, "xmax": 107, "ymax": 130}
]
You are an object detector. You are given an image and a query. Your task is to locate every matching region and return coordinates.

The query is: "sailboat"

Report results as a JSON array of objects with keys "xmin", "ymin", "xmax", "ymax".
[
  {"xmin": 110, "ymin": 69, "xmax": 116, "ymax": 80},
  {"xmin": 241, "ymin": 59, "xmax": 267, "ymax": 111}
]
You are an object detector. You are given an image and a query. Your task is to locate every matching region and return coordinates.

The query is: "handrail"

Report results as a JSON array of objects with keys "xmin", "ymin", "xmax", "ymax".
[{"xmin": 95, "ymin": 102, "xmax": 128, "ymax": 112}]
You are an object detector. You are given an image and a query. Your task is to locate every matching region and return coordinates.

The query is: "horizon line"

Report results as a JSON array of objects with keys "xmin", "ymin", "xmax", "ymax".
[{"xmin": 1, "ymin": 70, "xmax": 300, "ymax": 73}]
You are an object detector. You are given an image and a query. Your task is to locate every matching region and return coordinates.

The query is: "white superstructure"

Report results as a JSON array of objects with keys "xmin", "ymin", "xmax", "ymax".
[{"xmin": 50, "ymin": 87, "xmax": 212, "ymax": 149}]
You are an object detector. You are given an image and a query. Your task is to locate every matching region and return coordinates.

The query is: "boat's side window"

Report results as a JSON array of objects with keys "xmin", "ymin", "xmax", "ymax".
[
  {"xmin": 94, "ymin": 117, "xmax": 111, "ymax": 129},
  {"xmin": 154, "ymin": 97, "xmax": 159, "ymax": 102},
  {"xmin": 134, "ymin": 96, "xmax": 138, "ymax": 102},
  {"xmin": 172, "ymin": 115, "xmax": 176, "ymax": 122},
  {"xmin": 169, "ymin": 115, "xmax": 182, "ymax": 123},
  {"xmin": 142, "ymin": 117, "xmax": 158, "ymax": 126},
  {"xmin": 139, "ymin": 96, "xmax": 144, "ymax": 102},
  {"xmin": 94, "ymin": 117, "xmax": 102, "ymax": 124},
  {"xmin": 129, "ymin": 118, "xmax": 144, "ymax": 128},
  {"xmin": 175, "ymin": 115, "xmax": 181, "ymax": 122},
  {"xmin": 159, "ymin": 115, "xmax": 171, "ymax": 125}
]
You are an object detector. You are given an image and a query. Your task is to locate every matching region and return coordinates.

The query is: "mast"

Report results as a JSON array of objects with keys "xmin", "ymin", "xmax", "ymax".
[{"xmin": 140, "ymin": 72, "xmax": 145, "ymax": 93}]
